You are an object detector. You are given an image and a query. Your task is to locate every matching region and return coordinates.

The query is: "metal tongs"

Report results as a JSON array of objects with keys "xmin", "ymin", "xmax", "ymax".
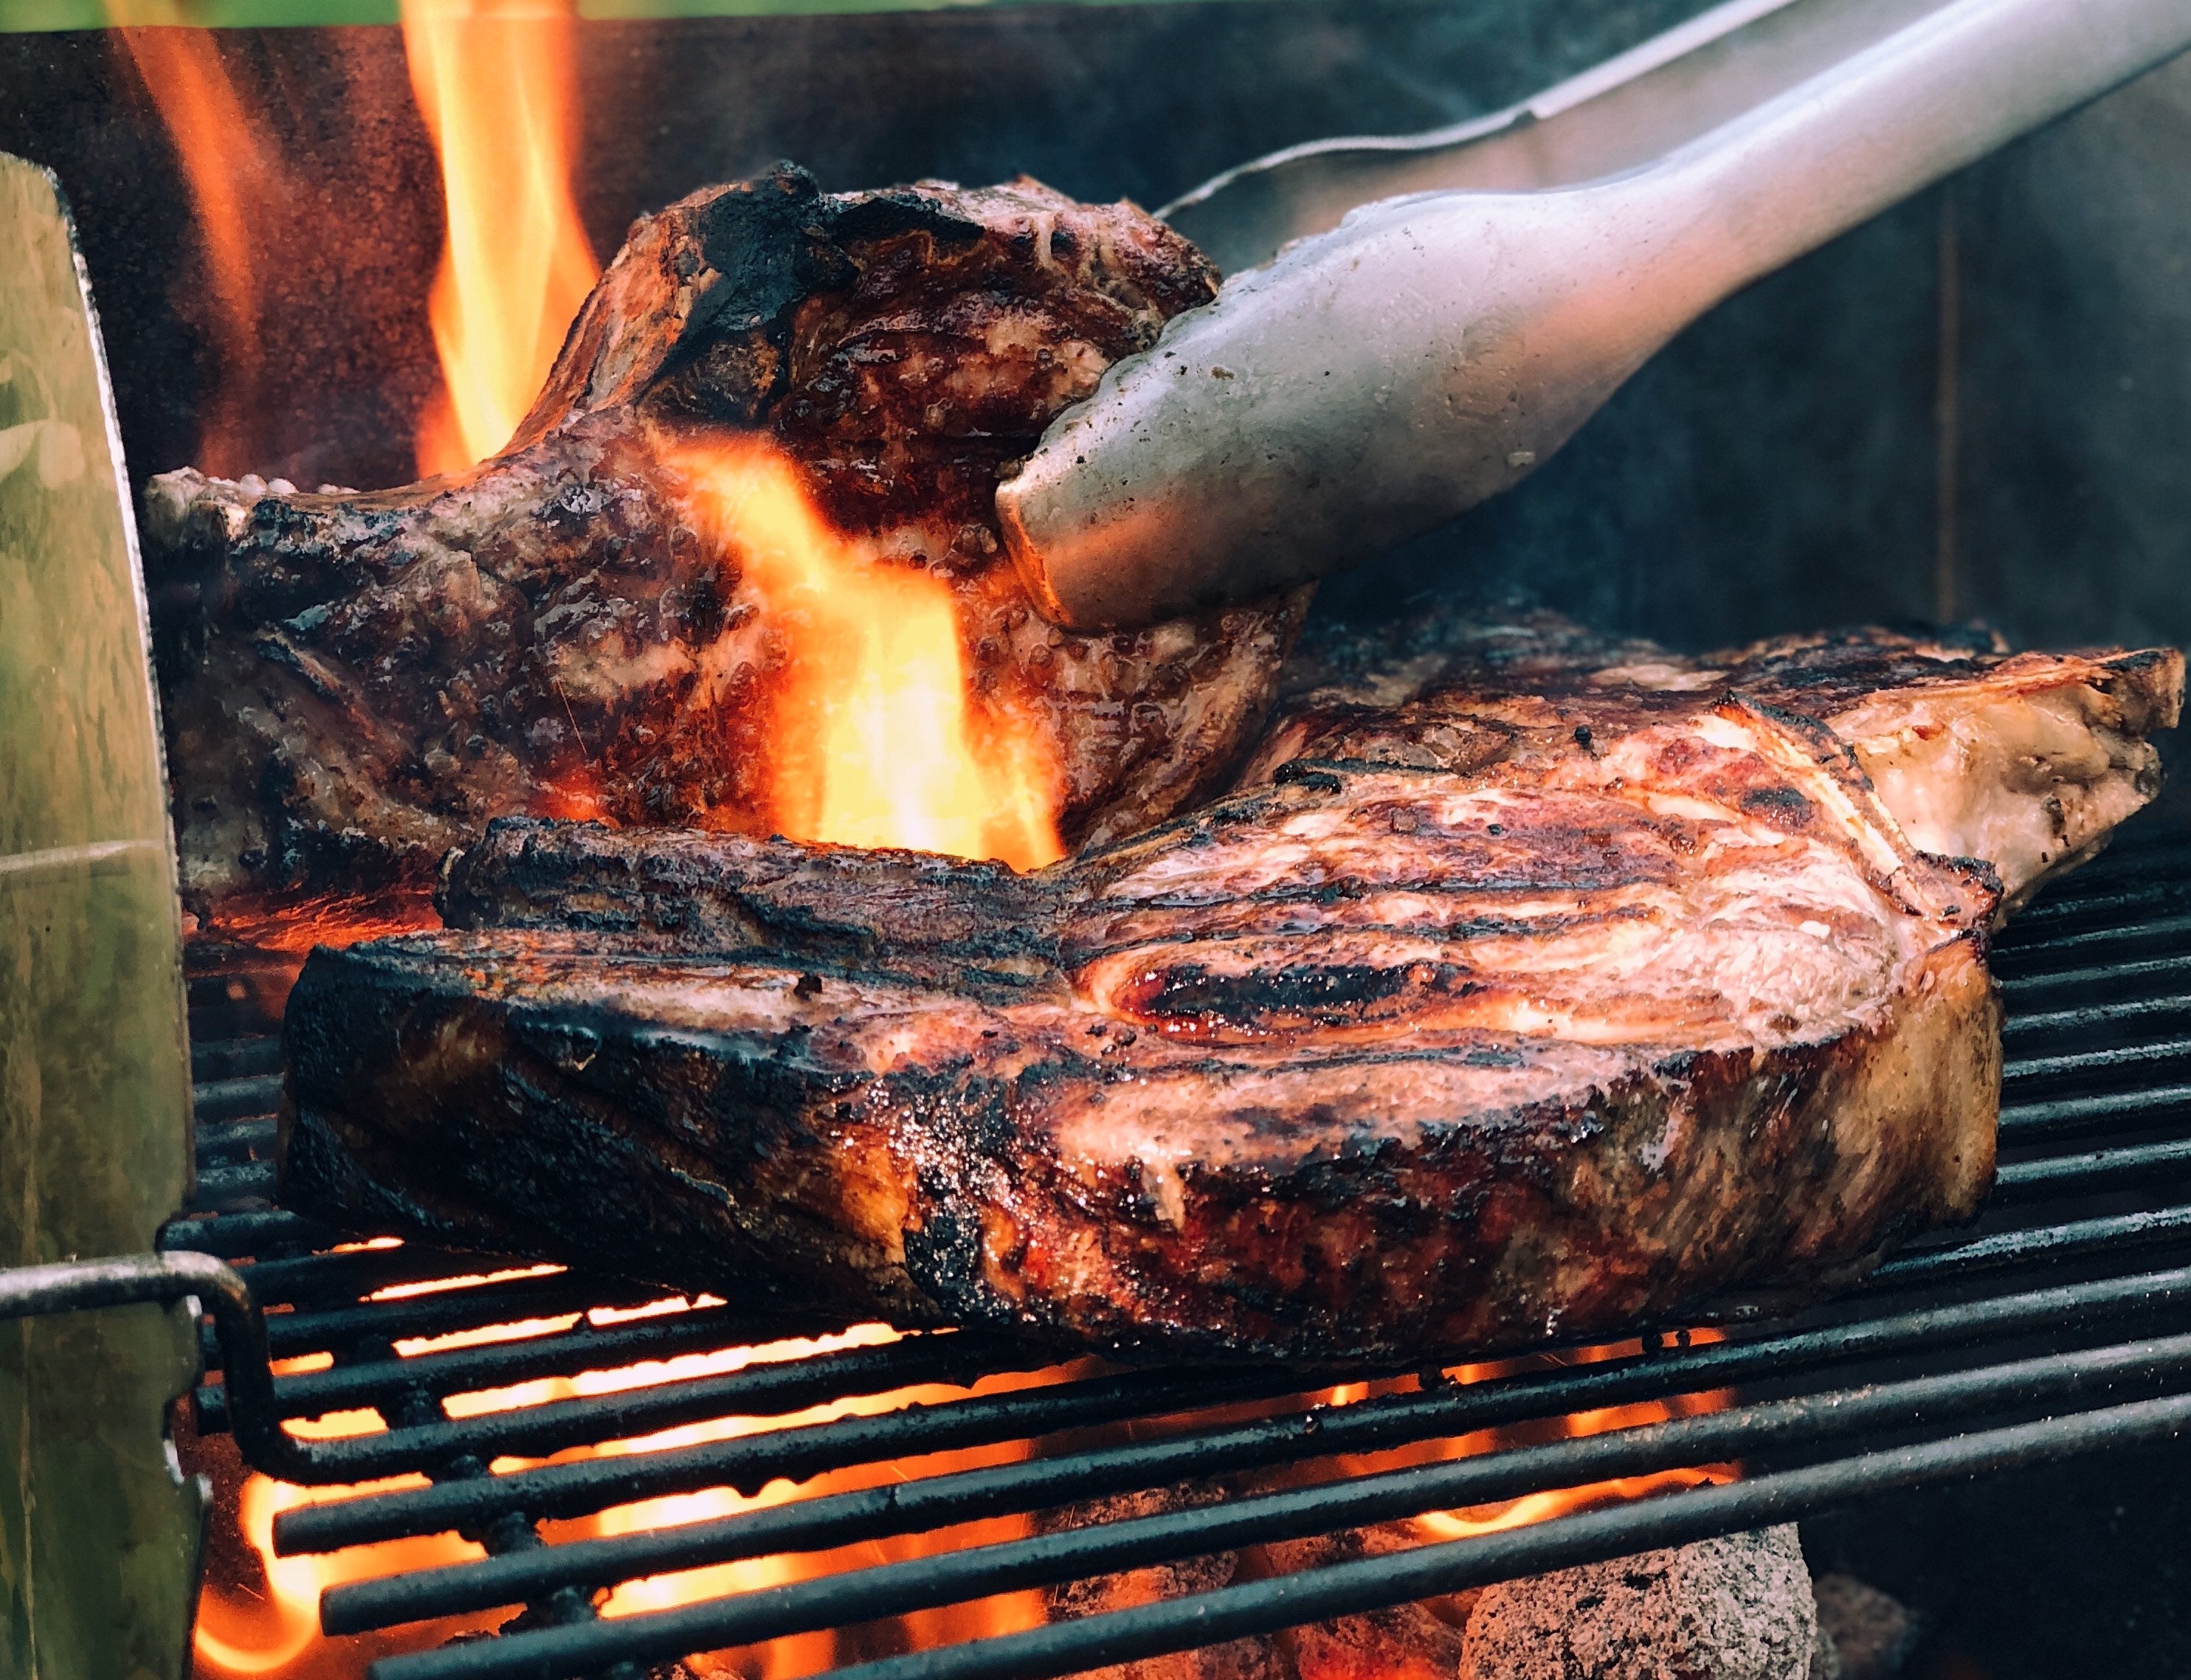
[{"xmin": 997, "ymin": 0, "xmax": 2191, "ymax": 629}]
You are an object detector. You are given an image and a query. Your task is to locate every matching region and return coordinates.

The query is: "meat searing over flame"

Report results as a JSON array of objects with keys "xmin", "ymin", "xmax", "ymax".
[
  {"xmin": 145, "ymin": 166, "xmax": 1308, "ymax": 920},
  {"xmin": 1255, "ymin": 603, "xmax": 2184, "ymax": 912},
  {"xmin": 271, "ymin": 628, "xmax": 2161, "ymax": 1363}
]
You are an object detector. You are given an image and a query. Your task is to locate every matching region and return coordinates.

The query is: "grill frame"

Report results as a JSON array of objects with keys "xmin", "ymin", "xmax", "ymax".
[{"xmin": 159, "ymin": 815, "xmax": 2191, "ymax": 1680}]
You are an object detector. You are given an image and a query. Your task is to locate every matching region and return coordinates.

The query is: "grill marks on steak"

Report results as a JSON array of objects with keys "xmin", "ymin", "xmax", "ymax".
[
  {"xmin": 284, "ymin": 671, "xmax": 2009, "ymax": 1363},
  {"xmin": 1255, "ymin": 604, "xmax": 2184, "ymax": 909},
  {"xmin": 146, "ymin": 167, "xmax": 1305, "ymax": 921}
]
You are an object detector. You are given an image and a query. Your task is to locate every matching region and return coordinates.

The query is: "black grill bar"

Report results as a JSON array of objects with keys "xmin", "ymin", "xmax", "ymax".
[
  {"xmin": 1997, "ymin": 1081, "xmax": 2191, "ymax": 1141},
  {"xmin": 193, "ymin": 1161, "xmax": 280, "ymax": 1210},
  {"xmin": 235, "ymin": 1245, "xmax": 556, "ymax": 1307},
  {"xmin": 191, "ymin": 1032, "xmax": 283, "ymax": 1083},
  {"xmin": 2001, "ymin": 1036, "xmax": 2191, "ymax": 1094},
  {"xmin": 1866, "ymin": 1204, "xmax": 2191, "ymax": 1289},
  {"xmin": 162, "ymin": 1206, "xmax": 334, "ymax": 1259},
  {"xmin": 2004, "ymin": 989, "xmax": 2191, "ymax": 1045},
  {"xmin": 275, "ymin": 1158, "xmax": 2191, "ymax": 1549},
  {"xmin": 1990, "ymin": 910, "xmax": 2191, "ymax": 974},
  {"xmin": 156, "ymin": 813, "xmax": 2191, "ymax": 1680},
  {"xmin": 317, "ymin": 1264, "xmax": 2191, "ymax": 1634},
  {"xmin": 198, "ymin": 1115, "xmax": 279, "ymax": 1167},
  {"xmin": 814, "ymin": 1395, "xmax": 2191, "ymax": 1680},
  {"xmin": 286, "ymin": 1226, "xmax": 2191, "ymax": 1559},
  {"xmin": 367, "ymin": 1335, "xmax": 2191, "ymax": 1680},
  {"xmin": 2007, "ymin": 874, "xmax": 2191, "ymax": 930},
  {"xmin": 1992, "ymin": 1136, "xmax": 2191, "ymax": 1202},
  {"xmin": 246, "ymin": 1274, "xmax": 682, "ymax": 1361},
  {"xmin": 249, "ymin": 1333, "xmax": 1063, "ymax": 1484},
  {"xmin": 195, "ymin": 1300, "xmax": 885, "ymax": 1431},
  {"xmin": 193, "ymin": 1070, "xmax": 283, "ymax": 1122},
  {"xmin": 275, "ymin": 1362, "xmax": 1350, "ymax": 1554},
  {"xmin": 1998, "ymin": 953, "xmax": 2191, "ymax": 1009}
]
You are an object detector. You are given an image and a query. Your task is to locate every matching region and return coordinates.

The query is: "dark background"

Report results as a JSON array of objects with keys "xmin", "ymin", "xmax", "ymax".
[
  {"xmin": 6, "ymin": 16, "xmax": 2191, "ymax": 1673},
  {"xmin": 1802, "ymin": 1440, "xmax": 2191, "ymax": 1680},
  {"xmin": 4, "ymin": 0, "xmax": 2189, "ymax": 655}
]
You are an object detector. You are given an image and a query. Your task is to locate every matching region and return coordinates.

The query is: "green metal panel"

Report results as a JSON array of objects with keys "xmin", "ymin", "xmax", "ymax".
[{"xmin": 0, "ymin": 155, "xmax": 201, "ymax": 1680}]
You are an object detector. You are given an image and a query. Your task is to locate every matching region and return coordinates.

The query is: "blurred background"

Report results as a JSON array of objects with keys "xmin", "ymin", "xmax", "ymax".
[{"xmin": 3, "ymin": 0, "xmax": 2189, "ymax": 657}]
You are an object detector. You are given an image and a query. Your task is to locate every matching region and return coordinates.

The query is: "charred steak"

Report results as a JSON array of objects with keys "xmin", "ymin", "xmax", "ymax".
[
  {"xmin": 274, "ymin": 627, "xmax": 2178, "ymax": 1363},
  {"xmin": 146, "ymin": 167, "xmax": 1306, "ymax": 923},
  {"xmin": 1259, "ymin": 604, "xmax": 2183, "ymax": 909}
]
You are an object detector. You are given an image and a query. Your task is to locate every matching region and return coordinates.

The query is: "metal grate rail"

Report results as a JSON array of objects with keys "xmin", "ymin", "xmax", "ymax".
[{"xmin": 163, "ymin": 817, "xmax": 2191, "ymax": 1680}]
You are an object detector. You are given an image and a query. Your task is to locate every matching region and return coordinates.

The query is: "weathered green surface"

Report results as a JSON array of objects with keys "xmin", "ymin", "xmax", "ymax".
[{"xmin": 0, "ymin": 155, "xmax": 201, "ymax": 1680}]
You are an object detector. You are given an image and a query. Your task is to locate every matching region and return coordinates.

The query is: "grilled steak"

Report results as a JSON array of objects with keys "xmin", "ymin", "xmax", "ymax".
[
  {"xmin": 281, "ymin": 644, "xmax": 2054, "ymax": 1362},
  {"xmin": 1257, "ymin": 604, "xmax": 2184, "ymax": 909},
  {"xmin": 146, "ymin": 166, "xmax": 1306, "ymax": 924}
]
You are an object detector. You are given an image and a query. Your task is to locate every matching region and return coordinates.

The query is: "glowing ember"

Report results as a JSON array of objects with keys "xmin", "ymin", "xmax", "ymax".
[
  {"xmin": 569, "ymin": 1342, "xmax": 1059, "ymax": 1658},
  {"xmin": 192, "ymin": 1470, "xmax": 497, "ymax": 1679},
  {"xmin": 188, "ymin": 1260, "xmax": 1738, "ymax": 1680},
  {"xmin": 669, "ymin": 435, "xmax": 1067, "ymax": 869},
  {"xmin": 402, "ymin": 0, "xmax": 599, "ymax": 477},
  {"xmin": 189, "ymin": 1296, "xmax": 1057, "ymax": 1679},
  {"xmin": 190, "ymin": 889, "xmax": 444, "ymax": 957}
]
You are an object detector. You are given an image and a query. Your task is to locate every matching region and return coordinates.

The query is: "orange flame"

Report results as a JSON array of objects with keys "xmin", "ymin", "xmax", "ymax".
[
  {"xmin": 191, "ymin": 1471, "xmax": 499, "ymax": 1679},
  {"xmin": 561, "ymin": 1331, "xmax": 1058, "ymax": 1670},
  {"xmin": 191, "ymin": 1266, "xmax": 1739, "ymax": 1680},
  {"xmin": 670, "ymin": 435, "xmax": 1066, "ymax": 869},
  {"xmin": 105, "ymin": 14, "xmax": 282, "ymax": 475},
  {"xmin": 190, "ymin": 1291, "xmax": 1053, "ymax": 1679},
  {"xmin": 403, "ymin": 0, "xmax": 599, "ymax": 477},
  {"xmin": 1328, "ymin": 1334, "xmax": 1737, "ymax": 1542},
  {"xmin": 190, "ymin": 1316, "xmax": 501, "ymax": 1679}
]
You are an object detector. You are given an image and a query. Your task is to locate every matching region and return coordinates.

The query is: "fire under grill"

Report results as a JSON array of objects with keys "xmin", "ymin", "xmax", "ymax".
[{"xmin": 158, "ymin": 814, "xmax": 2191, "ymax": 1680}]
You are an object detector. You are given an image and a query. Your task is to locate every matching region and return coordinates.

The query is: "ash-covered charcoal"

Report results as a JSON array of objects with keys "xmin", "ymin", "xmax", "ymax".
[
  {"xmin": 1809, "ymin": 1574, "xmax": 1922, "ymax": 1680},
  {"xmin": 1035, "ymin": 1493, "xmax": 1463, "ymax": 1680},
  {"xmin": 1256, "ymin": 602, "xmax": 2183, "ymax": 910},
  {"xmin": 1251, "ymin": 1527, "xmax": 1473, "ymax": 1680},
  {"xmin": 1038, "ymin": 1485, "xmax": 1277, "ymax": 1680},
  {"xmin": 148, "ymin": 165, "xmax": 1307, "ymax": 924},
  {"xmin": 1457, "ymin": 1526, "xmax": 1822, "ymax": 1680},
  {"xmin": 283, "ymin": 669, "xmax": 2012, "ymax": 1363}
]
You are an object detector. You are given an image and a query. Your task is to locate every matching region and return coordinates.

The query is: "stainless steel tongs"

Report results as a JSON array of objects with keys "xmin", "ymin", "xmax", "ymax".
[{"xmin": 996, "ymin": 0, "xmax": 2191, "ymax": 629}]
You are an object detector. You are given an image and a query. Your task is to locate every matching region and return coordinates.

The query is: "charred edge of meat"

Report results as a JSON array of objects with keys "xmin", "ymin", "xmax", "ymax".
[
  {"xmin": 436, "ymin": 816, "xmax": 1070, "ymax": 999},
  {"xmin": 516, "ymin": 163, "xmax": 1224, "ymax": 463},
  {"xmin": 280, "ymin": 922, "xmax": 1997, "ymax": 1366}
]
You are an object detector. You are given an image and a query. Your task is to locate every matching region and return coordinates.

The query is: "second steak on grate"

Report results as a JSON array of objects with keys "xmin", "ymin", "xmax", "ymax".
[{"xmin": 145, "ymin": 166, "xmax": 1306, "ymax": 925}]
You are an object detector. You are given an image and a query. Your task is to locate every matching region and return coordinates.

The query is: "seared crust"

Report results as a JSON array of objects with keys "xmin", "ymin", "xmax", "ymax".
[
  {"xmin": 285, "ymin": 684, "xmax": 2002, "ymax": 1363},
  {"xmin": 147, "ymin": 167, "xmax": 1305, "ymax": 920},
  {"xmin": 1255, "ymin": 605, "xmax": 2182, "ymax": 908}
]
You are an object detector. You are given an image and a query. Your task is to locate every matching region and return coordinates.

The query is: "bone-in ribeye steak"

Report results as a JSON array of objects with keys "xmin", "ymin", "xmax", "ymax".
[
  {"xmin": 1256, "ymin": 604, "xmax": 2183, "ymax": 910},
  {"xmin": 278, "ymin": 627, "xmax": 2181, "ymax": 1363},
  {"xmin": 146, "ymin": 167, "xmax": 1305, "ymax": 923}
]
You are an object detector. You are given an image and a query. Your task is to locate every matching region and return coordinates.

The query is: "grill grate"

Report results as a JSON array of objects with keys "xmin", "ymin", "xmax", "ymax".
[{"xmin": 164, "ymin": 817, "xmax": 2191, "ymax": 1680}]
